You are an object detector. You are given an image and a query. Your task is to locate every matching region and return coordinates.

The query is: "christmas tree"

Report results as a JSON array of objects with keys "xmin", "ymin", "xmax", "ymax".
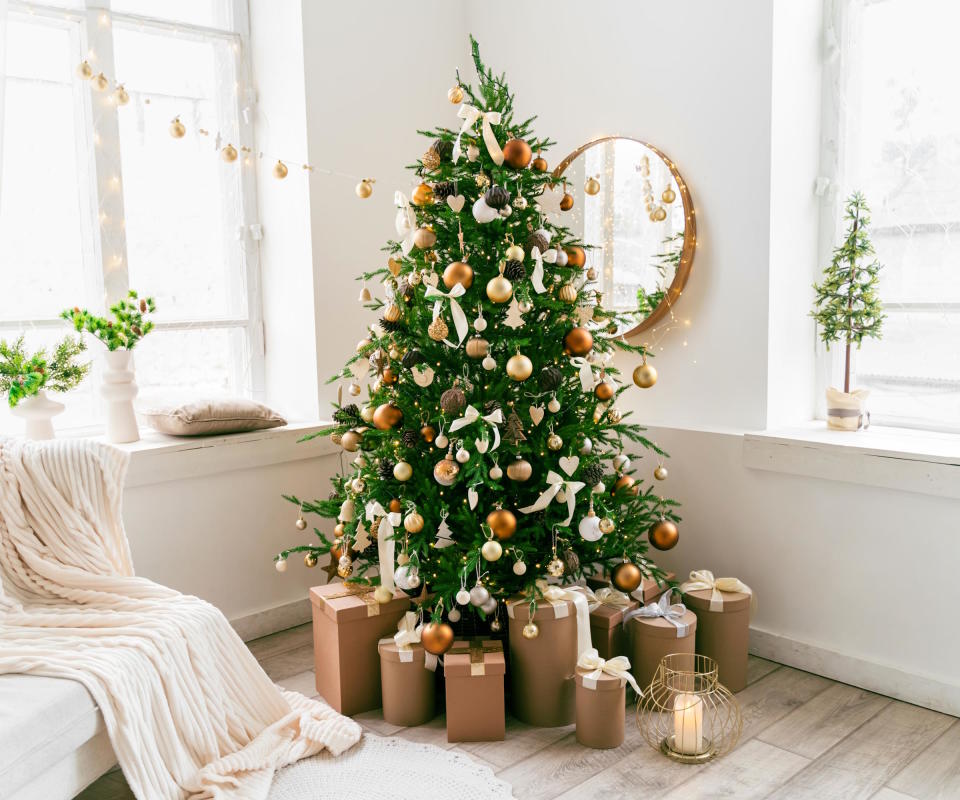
[{"xmin": 276, "ymin": 38, "xmax": 679, "ymax": 637}]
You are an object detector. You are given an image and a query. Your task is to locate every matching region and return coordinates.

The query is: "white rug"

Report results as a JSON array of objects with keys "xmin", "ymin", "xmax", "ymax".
[{"xmin": 267, "ymin": 733, "xmax": 514, "ymax": 800}]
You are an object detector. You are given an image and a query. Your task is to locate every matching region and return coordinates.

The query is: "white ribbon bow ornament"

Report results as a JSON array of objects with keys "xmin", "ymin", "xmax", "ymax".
[
  {"xmin": 453, "ymin": 104, "xmax": 503, "ymax": 165},
  {"xmin": 681, "ymin": 570, "xmax": 753, "ymax": 612},
  {"xmin": 569, "ymin": 356, "xmax": 596, "ymax": 392},
  {"xmin": 577, "ymin": 648, "xmax": 642, "ymax": 695},
  {"xmin": 365, "ymin": 501, "xmax": 402, "ymax": 592},
  {"xmin": 624, "ymin": 591, "xmax": 690, "ymax": 637},
  {"xmin": 449, "ymin": 404, "xmax": 503, "ymax": 450},
  {"xmin": 394, "ymin": 191, "xmax": 418, "ymax": 256},
  {"xmin": 529, "ymin": 246, "xmax": 558, "ymax": 294},
  {"xmin": 518, "ymin": 470, "xmax": 585, "ymax": 526},
  {"xmin": 425, "ymin": 283, "xmax": 469, "ymax": 346}
]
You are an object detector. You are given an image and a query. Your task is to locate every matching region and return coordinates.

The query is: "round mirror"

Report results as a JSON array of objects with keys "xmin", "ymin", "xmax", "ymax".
[{"xmin": 550, "ymin": 137, "xmax": 696, "ymax": 337}]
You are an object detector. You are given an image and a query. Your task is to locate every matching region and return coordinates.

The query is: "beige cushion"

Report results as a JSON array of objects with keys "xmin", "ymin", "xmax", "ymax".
[{"xmin": 141, "ymin": 399, "xmax": 286, "ymax": 436}]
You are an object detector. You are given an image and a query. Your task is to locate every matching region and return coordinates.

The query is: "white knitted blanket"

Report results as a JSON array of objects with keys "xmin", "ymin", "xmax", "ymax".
[{"xmin": 0, "ymin": 437, "xmax": 361, "ymax": 799}]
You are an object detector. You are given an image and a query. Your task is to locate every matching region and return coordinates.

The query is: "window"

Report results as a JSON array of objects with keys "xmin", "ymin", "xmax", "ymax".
[
  {"xmin": 0, "ymin": 0, "xmax": 262, "ymax": 433},
  {"xmin": 821, "ymin": 0, "xmax": 960, "ymax": 431}
]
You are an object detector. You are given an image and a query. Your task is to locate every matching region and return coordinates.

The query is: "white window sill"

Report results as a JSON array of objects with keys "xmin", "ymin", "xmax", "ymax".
[
  {"xmin": 743, "ymin": 422, "xmax": 960, "ymax": 499},
  {"xmin": 56, "ymin": 421, "xmax": 338, "ymax": 487}
]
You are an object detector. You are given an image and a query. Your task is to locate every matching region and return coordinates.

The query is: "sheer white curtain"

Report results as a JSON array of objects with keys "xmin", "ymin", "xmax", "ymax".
[{"xmin": 0, "ymin": 0, "xmax": 7, "ymax": 196}]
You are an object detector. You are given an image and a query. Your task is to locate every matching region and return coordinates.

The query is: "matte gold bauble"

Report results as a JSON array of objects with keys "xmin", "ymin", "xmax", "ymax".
[
  {"xmin": 404, "ymin": 511, "xmax": 424, "ymax": 533},
  {"xmin": 584, "ymin": 176, "xmax": 601, "ymax": 196},
  {"xmin": 506, "ymin": 456, "xmax": 532, "ymax": 482},
  {"xmin": 420, "ymin": 425, "xmax": 436, "ymax": 443},
  {"xmin": 564, "ymin": 326, "xmax": 594, "ymax": 356},
  {"xmin": 613, "ymin": 474, "xmax": 639, "ymax": 496},
  {"xmin": 92, "ymin": 72, "xmax": 109, "ymax": 91},
  {"xmin": 586, "ymin": 267, "xmax": 598, "ymax": 281},
  {"xmin": 547, "ymin": 433, "xmax": 563, "ymax": 451},
  {"xmin": 654, "ymin": 465, "xmax": 669, "ymax": 481},
  {"xmin": 383, "ymin": 303, "xmax": 402, "ymax": 322},
  {"xmin": 448, "ymin": 85, "xmax": 464, "ymax": 104},
  {"xmin": 360, "ymin": 404, "xmax": 375, "ymax": 423},
  {"xmin": 433, "ymin": 452, "xmax": 460, "ymax": 486},
  {"xmin": 546, "ymin": 556, "xmax": 565, "ymax": 577},
  {"xmin": 113, "ymin": 84, "xmax": 130, "ymax": 106},
  {"xmin": 340, "ymin": 430, "xmax": 361, "ymax": 452},
  {"xmin": 598, "ymin": 517, "xmax": 615, "ymax": 534},
  {"xmin": 531, "ymin": 155, "xmax": 548, "ymax": 172},
  {"xmin": 295, "ymin": 516, "xmax": 307, "ymax": 531},
  {"xmin": 373, "ymin": 402, "xmax": 403, "ymax": 430},
  {"xmin": 565, "ymin": 246, "xmax": 586, "ymax": 268},
  {"xmin": 413, "ymin": 226, "xmax": 436, "ymax": 249},
  {"xmin": 77, "ymin": 60, "xmax": 94, "ymax": 79},
  {"xmin": 273, "ymin": 160, "xmax": 288, "ymax": 179},
  {"xmin": 335, "ymin": 522, "xmax": 346, "ymax": 537},
  {"xmin": 304, "ymin": 552, "xmax": 318, "ymax": 568},
  {"xmin": 355, "ymin": 179, "xmax": 374, "ymax": 198},
  {"xmin": 443, "ymin": 261, "xmax": 474, "ymax": 289},
  {"xmin": 486, "ymin": 272, "xmax": 514, "ymax": 304},
  {"xmin": 594, "ymin": 380, "xmax": 615, "ymax": 401},
  {"xmin": 522, "ymin": 621, "xmax": 540, "ymax": 639},
  {"xmin": 466, "ymin": 337, "xmax": 489, "ymax": 359},
  {"xmin": 428, "ymin": 316, "xmax": 449, "ymax": 341},
  {"xmin": 607, "ymin": 406, "xmax": 622, "ymax": 424},
  {"xmin": 506, "ymin": 353, "xmax": 533, "ymax": 381},
  {"xmin": 653, "ymin": 206, "xmax": 668, "ymax": 222},
  {"xmin": 420, "ymin": 621, "xmax": 455, "ymax": 655},
  {"xmin": 662, "ymin": 186, "xmax": 677, "ymax": 204},
  {"xmin": 506, "ymin": 244, "xmax": 525, "ymax": 262},
  {"xmin": 337, "ymin": 555, "xmax": 354, "ymax": 578},
  {"xmin": 221, "ymin": 143, "xmax": 238, "ymax": 163},
  {"xmin": 559, "ymin": 192, "xmax": 574, "ymax": 211},
  {"xmin": 481, "ymin": 539, "xmax": 503, "ymax": 561},
  {"xmin": 612, "ymin": 560, "xmax": 643, "ymax": 592},
  {"xmin": 486, "ymin": 508, "xmax": 517, "ymax": 540},
  {"xmin": 558, "ymin": 283, "xmax": 578, "ymax": 304},
  {"xmin": 374, "ymin": 585, "xmax": 394, "ymax": 603},
  {"xmin": 503, "ymin": 138, "xmax": 533, "ymax": 169},
  {"xmin": 169, "ymin": 117, "xmax": 186, "ymax": 138},
  {"xmin": 389, "ymin": 498, "xmax": 403, "ymax": 513},
  {"xmin": 649, "ymin": 518, "xmax": 679, "ymax": 551},
  {"xmin": 633, "ymin": 362, "xmax": 658, "ymax": 389},
  {"xmin": 411, "ymin": 182, "xmax": 434, "ymax": 206},
  {"xmin": 393, "ymin": 460, "xmax": 413, "ymax": 481}
]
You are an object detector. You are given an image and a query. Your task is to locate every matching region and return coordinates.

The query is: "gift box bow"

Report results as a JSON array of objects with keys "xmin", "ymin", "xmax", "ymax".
[
  {"xmin": 624, "ymin": 591, "xmax": 690, "ymax": 637},
  {"xmin": 680, "ymin": 569, "xmax": 754, "ymax": 613},
  {"xmin": 379, "ymin": 612, "xmax": 438, "ymax": 671},
  {"xmin": 577, "ymin": 648, "xmax": 641, "ymax": 695}
]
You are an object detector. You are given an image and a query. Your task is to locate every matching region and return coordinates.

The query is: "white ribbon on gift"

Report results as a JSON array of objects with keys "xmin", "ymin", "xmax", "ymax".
[
  {"xmin": 542, "ymin": 584, "xmax": 592, "ymax": 659},
  {"xmin": 425, "ymin": 283, "xmax": 469, "ymax": 346},
  {"xmin": 577, "ymin": 648, "xmax": 642, "ymax": 695},
  {"xmin": 624, "ymin": 591, "xmax": 690, "ymax": 637},
  {"xmin": 569, "ymin": 356, "xmax": 596, "ymax": 392},
  {"xmin": 518, "ymin": 470, "xmax": 585, "ymax": 526},
  {"xmin": 590, "ymin": 586, "xmax": 634, "ymax": 612},
  {"xmin": 365, "ymin": 501, "xmax": 402, "ymax": 592},
  {"xmin": 394, "ymin": 191, "xmax": 418, "ymax": 256},
  {"xmin": 453, "ymin": 104, "xmax": 503, "ymax": 165},
  {"xmin": 449, "ymin": 404, "xmax": 503, "ymax": 450},
  {"xmin": 680, "ymin": 570, "xmax": 754, "ymax": 612},
  {"xmin": 529, "ymin": 246, "xmax": 558, "ymax": 294},
  {"xmin": 384, "ymin": 612, "xmax": 438, "ymax": 671}
]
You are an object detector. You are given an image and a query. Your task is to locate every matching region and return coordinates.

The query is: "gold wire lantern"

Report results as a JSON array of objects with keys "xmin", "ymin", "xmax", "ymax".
[{"xmin": 636, "ymin": 653, "xmax": 742, "ymax": 763}]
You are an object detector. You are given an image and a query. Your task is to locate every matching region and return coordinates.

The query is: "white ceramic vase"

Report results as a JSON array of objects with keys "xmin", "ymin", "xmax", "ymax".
[
  {"xmin": 102, "ymin": 349, "xmax": 140, "ymax": 443},
  {"xmin": 11, "ymin": 390, "xmax": 65, "ymax": 440}
]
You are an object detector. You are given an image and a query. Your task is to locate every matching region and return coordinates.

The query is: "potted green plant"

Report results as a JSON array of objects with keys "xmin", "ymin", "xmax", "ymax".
[
  {"xmin": 0, "ymin": 335, "xmax": 90, "ymax": 439},
  {"xmin": 811, "ymin": 192, "xmax": 885, "ymax": 430},
  {"xmin": 62, "ymin": 290, "xmax": 156, "ymax": 443}
]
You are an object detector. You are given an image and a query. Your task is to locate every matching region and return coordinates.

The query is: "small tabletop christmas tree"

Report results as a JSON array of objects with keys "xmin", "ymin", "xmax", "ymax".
[
  {"xmin": 811, "ymin": 192, "xmax": 885, "ymax": 394},
  {"xmin": 276, "ymin": 38, "xmax": 680, "ymax": 639}
]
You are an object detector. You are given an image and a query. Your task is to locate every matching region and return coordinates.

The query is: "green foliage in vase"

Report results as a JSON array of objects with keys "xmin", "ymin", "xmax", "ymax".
[
  {"xmin": 811, "ymin": 192, "xmax": 885, "ymax": 393},
  {"xmin": 0, "ymin": 335, "xmax": 90, "ymax": 408},
  {"xmin": 278, "ymin": 38, "xmax": 679, "ymax": 616},
  {"xmin": 61, "ymin": 290, "xmax": 157, "ymax": 351}
]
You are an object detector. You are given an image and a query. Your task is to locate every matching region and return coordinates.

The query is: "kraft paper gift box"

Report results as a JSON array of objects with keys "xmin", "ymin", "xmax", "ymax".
[
  {"xmin": 309, "ymin": 582, "xmax": 411, "ymax": 716},
  {"xmin": 625, "ymin": 596, "xmax": 697, "ymax": 692},
  {"xmin": 588, "ymin": 591, "xmax": 639, "ymax": 661},
  {"xmin": 680, "ymin": 571, "xmax": 753, "ymax": 692},
  {"xmin": 574, "ymin": 665, "xmax": 628, "ymax": 749},
  {"xmin": 378, "ymin": 636, "xmax": 437, "ymax": 727},
  {"xmin": 444, "ymin": 638, "xmax": 505, "ymax": 742},
  {"xmin": 586, "ymin": 571, "xmax": 675, "ymax": 604}
]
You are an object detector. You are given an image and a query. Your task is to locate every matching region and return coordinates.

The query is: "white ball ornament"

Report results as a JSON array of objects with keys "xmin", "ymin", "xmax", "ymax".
[
  {"xmin": 472, "ymin": 197, "xmax": 498, "ymax": 224},
  {"xmin": 513, "ymin": 559, "xmax": 527, "ymax": 576},
  {"xmin": 613, "ymin": 454, "xmax": 631, "ymax": 471},
  {"xmin": 580, "ymin": 437, "xmax": 593, "ymax": 454},
  {"xmin": 556, "ymin": 248, "xmax": 568, "ymax": 267},
  {"xmin": 474, "ymin": 314, "xmax": 488, "ymax": 332},
  {"xmin": 481, "ymin": 596, "xmax": 498, "ymax": 614},
  {"xmin": 393, "ymin": 461, "xmax": 413, "ymax": 481},
  {"xmin": 469, "ymin": 583, "xmax": 491, "ymax": 606},
  {"xmin": 275, "ymin": 557, "xmax": 287, "ymax": 573},
  {"xmin": 481, "ymin": 539, "xmax": 503, "ymax": 561},
  {"xmin": 489, "ymin": 463, "xmax": 503, "ymax": 480},
  {"xmin": 514, "ymin": 196, "xmax": 528, "ymax": 211},
  {"xmin": 482, "ymin": 355, "xmax": 496, "ymax": 371},
  {"xmin": 435, "ymin": 433, "xmax": 449, "ymax": 449},
  {"xmin": 578, "ymin": 512, "xmax": 603, "ymax": 542},
  {"xmin": 456, "ymin": 588, "xmax": 471, "ymax": 606},
  {"xmin": 548, "ymin": 396, "xmax": 561, "ymax": 413},
  {"xmin": 456, "ymin": 446, "xmax": 470, "ymax": 463},
  {"xmin": 447, "ymin": 607, "xmax": 461, "ymax": 622},
  {"xmin": 394, "ymin": 564, "xmax": 420, "ymax": 590}
]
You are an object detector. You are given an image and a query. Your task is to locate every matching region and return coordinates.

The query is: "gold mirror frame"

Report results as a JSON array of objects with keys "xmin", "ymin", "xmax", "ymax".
[{"xmin": 553, "ymin": 136, "xmax": 696, "ymax": 337}]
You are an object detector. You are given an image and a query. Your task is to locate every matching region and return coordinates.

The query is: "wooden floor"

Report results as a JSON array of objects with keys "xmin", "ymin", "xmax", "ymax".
[{"xmin": 79, "ymin": 623, "xmax": 959, "ymax": 800}]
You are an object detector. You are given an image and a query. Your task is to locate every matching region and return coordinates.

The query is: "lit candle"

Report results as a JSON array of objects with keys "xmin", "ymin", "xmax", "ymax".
[{"xmin": 673, "ymin": 693, "xmax": 703, "ymax": 755}]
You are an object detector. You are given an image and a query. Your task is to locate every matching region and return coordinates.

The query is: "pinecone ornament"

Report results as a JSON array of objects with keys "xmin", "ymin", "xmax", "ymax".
[
  {"xmin": 380, "ymin": 317, "xmax": 404, "ymax": 333},
  {"xmin": 379, "ymin": 458, "xmax": 396, "ymax": 480},
  {"xmin": 433, "ymin": 181, "xmax": 456, "ymax": 200},
  {"xmin": 503, "ymin": 260, "xmax": 526, "ymax": 282},
  {"xmin": 333, "ymin": 404, "xmax": 360, "ymax": 424},
  {"xmin": 401, "ymin": 428, "xmax": 419, "ymax": 448},
  {"xmin": 526, "ymin": 231, "xmax": 549, "ymax": 253},
  {"xmin": 582, "ymin": 463, "xmax": 605, "ymax": 486}
]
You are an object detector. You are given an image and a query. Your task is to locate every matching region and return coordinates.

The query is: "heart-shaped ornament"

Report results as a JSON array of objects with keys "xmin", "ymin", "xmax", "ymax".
[
  {"xmin": 558, "ymin": 455, "xmax": 580, "ymax": 476},
  {"xmin": 529, "ymin": 405, "xmax": 545, "ymax": 426},
  {"xmin": 412, "ymin": 365, "xmax": 435, "ymax": 387},
  {"xmin": 447, "ymin": 194, "xmax": 466, "ymax": 213},
  {"xmin": 422, "ymin": 271, "xmax": 439, "ymax": 288},
  {"xmin": 475, "ymin": 438, "xmax": 489, "ymax": 454}
]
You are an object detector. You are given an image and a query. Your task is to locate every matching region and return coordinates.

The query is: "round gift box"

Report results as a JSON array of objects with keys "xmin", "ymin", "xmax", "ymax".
[
  {"xmin": 682, "ymin": 588, "xmax": 750, "ymax": 692},
  {"xmin": 378, "ymin": 640, "xmax": 436, "ymax": 726},
  {"xmin": 574, "ymin": 667, "xmax": 625, "ymax": 749},
  {"xmin": 507, "ymin": 598, "xmax": 577, "ymax": 727},
  {"xmin": 626, "ymin": 609, "xmax": 697, "ymax": 692}
]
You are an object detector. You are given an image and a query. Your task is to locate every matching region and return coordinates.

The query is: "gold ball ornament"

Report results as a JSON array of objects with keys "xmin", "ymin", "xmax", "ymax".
[
  {"xmin": 531, "ymin": 155, "xmax": 548, "ymax": 172},
  {"xmin": 558, "ymin": 283, "xmax": 578, "ymax": 304},
  {"xmin": 547, "ymin": 433, "xmax": 563, "ymax": 451},
  {"xmin": 383, "ymin": 303, "xmax": 402, "ymax": 323},
  {"xmin": 486, "ymin": 269, "xmax": 514, "ymax": 304},
  {"xmin": 649, "ymin": 518, "xmax": 680, "ymax": 551},
  {"xmin": 565, "ymin": 246, "xmax": 586, "ymax": 268},
  {"xmin": 374, "ymin": 585, "xmax": 394, "ymax": 603},
  {"xmin": 295, "ymin": 516, "xmax": 307, "ymax": 531},
  {"xmin": 428, "ymin": 316, "xmax": 449, "ymax": 342},
  {"xmin": 337, "ymin": 555, "xmax": 354, "ymax": 578},
  {"xmin": 404, "ymin": 512, "xmax": 424, "ymax": 533},
  {"xmin": 613, "ymin": 474, "xmax": 639, "ymax": 496},
  {"xmin": 586, "ymin": 267, "xmax": 598, "ymax": 281},
  {"xmin": 360, "ymin": 404, "xmax": 375, "ymax": 423},
  {"xmin": 373, "ymin": 402, "xmax": 403, "ymax": 430},
  {"xmin": 92, "ymin": 72, "xmax": 109, "ymax": 91},
  {"xmin": 653, "ymin": 206, "xmax": 668, "ymax": 222},
  {"xmin": 355, "ymin": 179, "xmax": 374, "ymax": 199},
  {"xmin": 503, "ymin": 138, "xmax": 533, "ymax": 169},
  {"xmin": 612, "ymin": 560, "xmax": 643, "ymax": 592},
  {"xmin": 633, "ymin": 362, "xmax": 658, "ymax": 389},
  {"xmin": 169, "ymin": 117, "xmax": 186, "ymax": 138},
  {"xmin": 559, "ymin": 192, "xmax": 574, "ymax": 211},
  {"xmin": 594, "ymin": 380, "xmax": 615, "ymax": 401},
  {"xmin": 113, "ymin": 84, "xmax": 130, "ymax": 106},
  {"xmin": 662, "ymin": 186, "xmax": 677, "ymax": 204},
  {"xmin": 433, "ymin": 451, "xmax": 460, "ymax": 486},
  {"xmin": 465, "ymin": 337, "xmax": 489, "ymax": 359},
  {"xmin": 76, "ymin": 60, "xmax": 94, "ymax": 79},
  {"xmin": 486, "ymin": 508, "xmax": 517, "ymax": 540},
  {"xmin": 584, "ymin": 176, "xmax": 601, "ymax": 196},
  {"xmin": 607, "ymin": 406, "xmax": 622, "ymax": 424},
  {"xmin": 506, "ymin": 244, "xmax": 524, "ymax": 262},
  {"xmin": 340, "ymin": 430, "xmax": 362, "ymax": 452},
  {"xmin": 221, "ymin": 143, "xmax": 238, "ymax": 163},
  {"xmin": 564, "ymin": 327, "xmax": 594, "ymax": 356},
  {"xmin": 506, "ymin": 456, "xmax": 532, "ymax": 482},
  {"xmin": 506, "ymin": 353, "xmax": 533, "ymax": 382},
  {"xmin": 654, "ymin": 465, "xmax": 669, "ymax": 481},
  {"xmin": 599, "ymin": 517, "xmax": 616, "ymax": 534},
  {"xmin": 411, "ymin": 182, "xmax": 434, "ymax": 206},
  {"xmin": 420, "ymin": 425, "xmax": 436, "ymax": 443},
  {"xmin": 546, "ymin": 556, "xmax": 565, "ymax": 578},
  {"xmin": 481, "ymin": 539, "xmax": 503, "ymax": 561},
  {"xmin": 490, "ymin": 618, "xmax": 502, "ymax": 632},
  {"xmin": 273, "ymin": 160, "xmax": 288, "ymax": 179},
  {"xmin": 393, "ymin": 460, "xmax": 413, "ymax": 481},
  {"xmin": 448, "ymin": 85, "xmax": 464, "ymax": 104},
  {"xmin": 420, "ymin": 621, "xmax": 455, "ymax": 655},
  {"xmin": 522, "ymin": 622, "xmax": 540, "ymax": 639},
  {"xmin": 443, "ymin": 261, "xmax": 474, "ymax": 290},
  {"xmin": 413, "ymin": 226, "xmax": 437, "ymax": 249},
  {"xmin": 304, "ymin": 552, "xmax": 318, "ymax": 568}
]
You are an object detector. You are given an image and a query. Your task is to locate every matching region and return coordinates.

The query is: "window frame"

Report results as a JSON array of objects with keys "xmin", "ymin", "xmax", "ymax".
[{"xmin": 2, "ymin": 0, "xmax": 265, "ymax": 424}]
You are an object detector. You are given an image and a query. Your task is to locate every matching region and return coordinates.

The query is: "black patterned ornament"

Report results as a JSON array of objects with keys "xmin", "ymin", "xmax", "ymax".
[
  {"xmin": 538, "ymin": 365, "xmax": 562, "ymax": 392},
  {"xmin": 484, "ymin": 185, "xmax": 511, "ymax": 209},
  {"xmin": 402, "ymin": 349, "xmax": 424, "ymax": 368}
]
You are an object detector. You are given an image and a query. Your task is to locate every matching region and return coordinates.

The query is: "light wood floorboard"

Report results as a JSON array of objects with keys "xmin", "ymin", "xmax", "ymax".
[{"xmin": 886, "ymin": 720, "xmax": 960, "ymax": 800}]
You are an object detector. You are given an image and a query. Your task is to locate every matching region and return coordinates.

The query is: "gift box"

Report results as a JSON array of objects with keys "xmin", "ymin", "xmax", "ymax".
[
  {"xmin": 310, "ymin": 582, "xmax": 411, "ymax": 716},
  {"xmin": 586, "ymin": 571, "xmax": 674, "ymax": 604},
  {"xmin": 444, "ymin": 638, "xmax": 505, "ymax": 742},
  {"xmin": 506, "ymin": 594, "xmax": 579, "ymax": 727},
  {"xmin": 378, "ymin": 636, "xmax": 437, "ymax": 727},
  {"xmin": 575, "ymin": 665, "xmax": 627, "ymax": 749},
  {"xmin": 625, "ymin": 597, "xmax": 697, "ymax": 691},
  {"xmin": 587, "ymin": 590, "xmax": 639, "ymax": 661},
  {"xmin": 681, "ymin": 571, "xmax": 752, "ymax": 692}
]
